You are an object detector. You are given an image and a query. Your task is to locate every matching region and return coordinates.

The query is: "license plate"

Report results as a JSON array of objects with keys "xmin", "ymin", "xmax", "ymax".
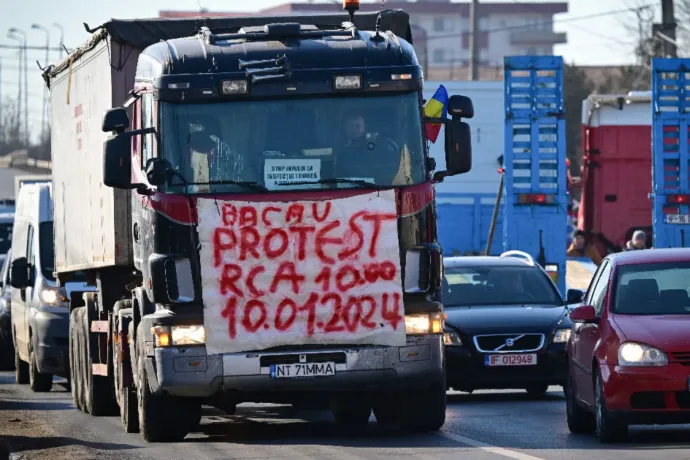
[
  {"xmin": 665, "ymin": 214, "xmax": 690, "ymax": 224},
  {"xmin": 484, "ymin": 354, "xmax": 537, "ymax": 366},
  {"xmin": 270, "ymin": 362, "xmax": 337, "ymax": 379}
]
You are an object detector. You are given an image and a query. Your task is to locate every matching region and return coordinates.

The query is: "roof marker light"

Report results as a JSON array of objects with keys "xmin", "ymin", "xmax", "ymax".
[
  {"xmin": 334, "ymin": 75, "xmax": 361, "ymax": 90},
  {"xmin": 221, "ymin": 80, "xmax": 248, "ymax": 95},
  {"xmin": 168, "ymin": 82, "xmax": 190, "ymax": 89},
  {"xmin": 392, "ymin": 74, "xmax": 413, "ymax": 80},
  {"xmin": 343, "ymin": 0, "xmax": 360, "ymax": 11}
]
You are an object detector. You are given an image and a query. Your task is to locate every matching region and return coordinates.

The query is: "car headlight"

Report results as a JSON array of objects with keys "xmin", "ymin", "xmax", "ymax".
[
  {"xmin": 152, "ymin": 325, "xmax": 206, "ymax": 347},
  {"xmin": 40, "ymin": 285, "xmax": 68, "ymax": 306},
  {"xmin": 443, "ymin": 331, "xmax": 463, "ymax": 346},
  {"xmin": 553, "ymin": 328, "xmax": 571, "ymax": 343},
  {"xmin": 405, "ymin": 313, "xmax": 443, "ymax": 335},
  {"xmin": 171, "ymin": 325, "xmax": 206, "ymax": 346},
  {"xmin": 618, "ymin": 342, "xmax": 668, "ymax": 367}
]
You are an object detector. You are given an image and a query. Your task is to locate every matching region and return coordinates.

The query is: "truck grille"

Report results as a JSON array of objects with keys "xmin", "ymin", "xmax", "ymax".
[
  {"xmin": 259, "ymin": 352, "xmax": 346, "ymax": 367},
  {"xmin": 473, "ymin": 333, "xmax": 545, "ymax": 353}
]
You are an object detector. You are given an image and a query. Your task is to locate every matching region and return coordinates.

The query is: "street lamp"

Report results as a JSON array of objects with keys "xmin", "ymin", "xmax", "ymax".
[
  {"xmin": 53, "ymin": 23, "xmax": 64, "ymax": 59},
  {"xmin": 31, "ymin": 23, "xmax": 50, "ymax": 141},
  {"xmin": 7, "ymin": 28, "xmax": 28, "ymax": 148}
]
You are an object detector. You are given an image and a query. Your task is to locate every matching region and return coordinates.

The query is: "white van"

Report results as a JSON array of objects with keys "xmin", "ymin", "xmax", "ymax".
[{"xmin": 9, "ymin": 182, "xmax": 92, "ymax": 391}]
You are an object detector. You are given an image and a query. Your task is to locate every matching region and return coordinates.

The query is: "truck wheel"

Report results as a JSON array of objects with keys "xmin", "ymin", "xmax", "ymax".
[
  {"xmin": 83, "ymin": 304, "xmax": 118, "ymax": 417},
  {"xmin": 400, "ymin": 383, "xmax": 447, "ymax": 433},
  {"xmin": 69, "ymin": 307, "xmax": 84, "ymax": 411},
  {"xmin": 121, "ymin": 387, "xmax": 140, "ymax": 433},
  {"xmin": 13, "ymin": 331, "xmax": 29, "ymax": 385},
  {"xmin": 330, "ymin": 398, "xmax": 372, "ymax": 427},
  {"xmin": 29, "ymin": 349, "xmax": 53, "ymax": 392},
  {"xmin": 137, "ymin": 343, "xmax": 191, "ymax": 442}
]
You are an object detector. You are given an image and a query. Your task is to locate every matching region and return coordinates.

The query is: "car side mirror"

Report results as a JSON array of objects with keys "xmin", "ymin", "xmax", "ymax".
[
  {"xmin": 103, "ymin": 134, "xmax": 133, "ymax": 190},
  {"xmin": 570, "ymin": 304, "xmax": 598, "ymax": 324},
  {"xmin": 9, "ymin": 257, "xmax": 29, "ymax": 289},
  {"xmin": 102, "ymin": 107, "xmax": 130, "ymax": 133},
  {"xmin": 566, "ymin": 288, "xmax": 584, "ymax": 305}
]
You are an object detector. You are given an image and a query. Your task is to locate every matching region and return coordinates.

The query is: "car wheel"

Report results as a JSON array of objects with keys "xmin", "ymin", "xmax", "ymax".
[
  {"xmin": 595, "ymin": 370, "xmax": 627, "ymax": 443},
  {"xmin": 565, "ymin": 371, "xmax": 595, "ymax": 434}
]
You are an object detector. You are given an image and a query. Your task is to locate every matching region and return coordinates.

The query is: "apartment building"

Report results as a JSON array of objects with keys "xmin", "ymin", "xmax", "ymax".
[{"xmin": 160, "ymin": 0, "xmax": 568, "ymax": 80}]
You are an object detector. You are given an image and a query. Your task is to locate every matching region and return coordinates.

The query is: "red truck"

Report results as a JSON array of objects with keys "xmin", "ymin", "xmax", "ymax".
[{"xmin": 577, "ymin": 91, "xmax": 652, "ymax": 254}]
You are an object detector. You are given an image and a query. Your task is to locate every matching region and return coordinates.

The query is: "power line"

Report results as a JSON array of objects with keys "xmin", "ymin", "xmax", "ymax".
[{"xmin": 423, "ymin": 3, "xmax": 659, "ymax": 42}]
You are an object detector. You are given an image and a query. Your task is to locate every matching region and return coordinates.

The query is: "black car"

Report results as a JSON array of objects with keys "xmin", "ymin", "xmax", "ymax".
[
  {"xmin": 442, "ymin": 253, "xmax": 583, "ymax": 396},
  {"xmin": 0, "ymin": 249, "xmax": 13, "ymax": 369}
]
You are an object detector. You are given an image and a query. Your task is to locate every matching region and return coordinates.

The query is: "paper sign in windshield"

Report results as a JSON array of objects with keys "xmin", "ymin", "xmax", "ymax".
[
  {"xmin": 197, "ymin": 190, "xmax": 406, "ymax": 354},
  {"xmin": 264, "ymin": 159, "xmax": 321, "ymax": 190}
]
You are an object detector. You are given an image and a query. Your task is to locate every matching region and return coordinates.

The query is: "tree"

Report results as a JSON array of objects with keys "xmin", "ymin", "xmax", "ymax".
[{"xmin": 0, "ymin": 97, "xmax": 23, "ymax": 156}]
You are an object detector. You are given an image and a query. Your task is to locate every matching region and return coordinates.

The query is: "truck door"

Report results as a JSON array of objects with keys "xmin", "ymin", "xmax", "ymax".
[
  {"xmin": 502, "ymin": 56, "xmax": 568, "ymax": 295},
  {"xmin": 652, "ymin": 58, "xmax": 690, "ymax": 247}
]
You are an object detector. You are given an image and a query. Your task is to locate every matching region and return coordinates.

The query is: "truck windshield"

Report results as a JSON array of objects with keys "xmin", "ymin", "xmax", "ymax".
[{"xmin": 159, "ymin": 92, "xmax": 426, "ymax": 193}]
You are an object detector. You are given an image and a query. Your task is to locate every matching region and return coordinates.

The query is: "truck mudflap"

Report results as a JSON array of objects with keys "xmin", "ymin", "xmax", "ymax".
[{"xmin": 148, "ymin": 334, "xmax": 443, "ymax": 398}]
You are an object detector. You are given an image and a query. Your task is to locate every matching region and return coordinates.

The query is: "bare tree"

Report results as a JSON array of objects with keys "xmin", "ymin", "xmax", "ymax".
[{"xmin": 0, "ymin": 97, "xmax": 23, "ymax": 155}]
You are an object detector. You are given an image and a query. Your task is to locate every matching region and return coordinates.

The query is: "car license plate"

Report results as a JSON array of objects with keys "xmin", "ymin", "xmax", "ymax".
[
  {"xmin": 484, "ymin": 354, "xmax": 537, "ymax": 367},
  {"xmin": 270, "ymin": 362, "xmax": 337, "ymax": 379},
  {"xmin": 665, "ymin": 214, "xmax": 690, "ymax": 224}
]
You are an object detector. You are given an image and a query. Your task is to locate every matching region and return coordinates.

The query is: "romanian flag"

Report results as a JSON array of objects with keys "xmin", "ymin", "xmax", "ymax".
[{"xmin": 424, "ymin": 85, "xmax": 449, "ymax": 144}]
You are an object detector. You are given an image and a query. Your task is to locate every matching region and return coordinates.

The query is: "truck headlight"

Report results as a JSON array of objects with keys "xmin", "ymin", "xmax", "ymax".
[
  {"xmin": 443, "ymin": 331, "xmax": 463, "ymax": 345},
  {"xmin": 171, "ymin": 325, "xmax": 205, "ymax": 346},
  {"xmin": 405, "ymin": 313, "xmax": 443, "ymax": 335},
  {"xmin": 553, "ymin": 328, "xmax": 571, "ymax": 343},
  {"xmin": 618, "ymin": 342, "xmax": 668, "ymax": 367}
]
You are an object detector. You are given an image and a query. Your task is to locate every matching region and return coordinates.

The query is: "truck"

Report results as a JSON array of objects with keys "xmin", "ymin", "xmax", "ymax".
[
  {"xmin": 426, "ymin": 81, "xmax": 504, "ymax": 256},
  {"xmin": 651, "ymin": 58, "xmax": 690, "ymax": 248},
  {"xmin": 578, "ymin": 91, "xmax": 652, "ymax": 254},
  {"xmin": 501, "ymin": 56, "xmax": 568, "ymax": 295},
  {"xmin": 14, "ymin": 175, "xmax": 52, "ymax": 200},
  {"xmin": 42, "ymin": 4, "xmax": 474, "ymax": 442}
]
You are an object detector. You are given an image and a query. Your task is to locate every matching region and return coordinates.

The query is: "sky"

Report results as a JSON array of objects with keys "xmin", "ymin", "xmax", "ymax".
[{"xmin": 0, "ymin": 0, "xmax": 659, "ymax": 142}]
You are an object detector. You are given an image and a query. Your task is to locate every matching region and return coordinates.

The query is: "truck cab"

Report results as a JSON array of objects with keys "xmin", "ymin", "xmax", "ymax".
[{"xmin": 47, "ymin": 6, "xmax": 475, "ymax": 442}]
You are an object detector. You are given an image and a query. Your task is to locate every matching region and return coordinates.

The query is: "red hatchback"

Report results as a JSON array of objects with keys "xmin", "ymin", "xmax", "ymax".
[{"xmin": 565, "ymin": 248, "xmax": 690, "ymax": 442}]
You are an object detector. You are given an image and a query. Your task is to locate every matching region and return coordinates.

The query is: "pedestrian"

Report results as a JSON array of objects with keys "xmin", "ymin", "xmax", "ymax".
[
  {"xmin": 567, "ymin": 229, "xmax": 602, "ymax": 266},
  {"xmin": 625, "ymin": 230, "xmax": 648, "ymax": 251}
]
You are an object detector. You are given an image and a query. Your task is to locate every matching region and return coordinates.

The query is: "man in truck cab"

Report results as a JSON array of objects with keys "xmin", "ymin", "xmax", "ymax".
[{"xmin": 567, "ymin": 229, "xmax": 603, "ymax": 266}]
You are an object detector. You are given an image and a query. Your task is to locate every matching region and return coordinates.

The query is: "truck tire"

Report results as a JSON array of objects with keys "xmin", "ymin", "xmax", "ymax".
[
  {"xmin": 136, "ymin": 340, "xmax": 194, "ymax": 442},
  {"xmin": 13, "ymin": 330, "xmax": 29, "ymax": 384},
  {"xmin": 330, "ymin": 397, "xmax": 372, "ymax": 427},
  {"xmin": 82, "ymin": 303, "xmax": 118, "ymax": 417},
  {"xmin": 29, "ymin": 349, "xmax": 53, "ymax": 392},
  {"xmin": 69, "ymin": 307, "xmax": 84, "ymax": 411},
  {"xmin": 404, "ymin": 383, "xmax": 446, "ymax": 432}
]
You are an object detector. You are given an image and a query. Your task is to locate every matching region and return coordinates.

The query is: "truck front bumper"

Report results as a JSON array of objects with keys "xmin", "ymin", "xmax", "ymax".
[{"xmin": 147, "ymin": 335, "xmax": 444, "ymax": 399}]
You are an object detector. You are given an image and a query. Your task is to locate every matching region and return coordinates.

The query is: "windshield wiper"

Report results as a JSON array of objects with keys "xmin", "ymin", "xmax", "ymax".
[
  {"xmin": 278, "ymin": 178, "xmax": 381, "ymax": 189},
  {"xmin": 187, "ymin": 180, "xmax": 269, "ymax": 193}
]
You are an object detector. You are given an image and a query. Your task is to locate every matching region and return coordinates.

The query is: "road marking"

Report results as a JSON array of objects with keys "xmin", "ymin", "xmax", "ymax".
[{"xmin": 439, "ymin": 432, "xmax": 546, "ymax": 460}]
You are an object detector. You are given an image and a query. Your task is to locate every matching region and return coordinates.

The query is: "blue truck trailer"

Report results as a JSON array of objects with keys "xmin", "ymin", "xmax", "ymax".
[
  {"xmin": 501, "ymin": 55, "xmax": 568, "ymax": 295},
  {"xmin": 651, "ymin": 58, "xmax": 690, "ymax": 248}
]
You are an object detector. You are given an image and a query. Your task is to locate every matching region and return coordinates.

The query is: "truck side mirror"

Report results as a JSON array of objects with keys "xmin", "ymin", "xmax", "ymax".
[
  {"xmin": 102, "ymin": 107, "xmax": 130, "ymax": 133},
  {"xmin": 448, "ymin": 95, "xmax": 474, "ymax": 119},
  {"xmin": 444, "ymin": 120, "xmax": 472, "ymax": 176},
  {"xmin": 10, "ymin": 257, "xmax": 29, "ymax": 289},
  {"xmin": 103, "ymin": 134, "xmax": 133, "ymax": 189}
]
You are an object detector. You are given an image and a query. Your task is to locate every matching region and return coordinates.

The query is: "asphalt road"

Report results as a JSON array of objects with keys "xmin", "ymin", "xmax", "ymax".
[{"xmin": 3, "ymin": 373, "xmax": 690, "ymax": 460}]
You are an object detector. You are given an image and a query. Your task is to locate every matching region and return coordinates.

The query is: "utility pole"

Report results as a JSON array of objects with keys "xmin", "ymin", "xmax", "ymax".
[
  {"xmin": 661, "ymin": 0, "xmax": 677, "ymax": 58},
  {"xmin": 32, "ymin": 24, "xmax": 50, "ymax": 142},
  {"xmin": 469, "ymin": 0, "xmax": 479, "ymax": 80}
]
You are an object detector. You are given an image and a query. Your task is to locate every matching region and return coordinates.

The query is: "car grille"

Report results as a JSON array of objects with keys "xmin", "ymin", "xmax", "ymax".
[
  {"xmin": 669, "ymin": 352, "xmax": 690, "ymax": 365},
  {"xmin": 472, "ymin": 333, "xmax": 545, "ymax": 353}
]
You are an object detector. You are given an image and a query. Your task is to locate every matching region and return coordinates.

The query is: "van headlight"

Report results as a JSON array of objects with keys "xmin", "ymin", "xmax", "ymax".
[
  {"xmin": 405, "ymin": 313, "xmax": 443, "ymax": 335},
  {"xmin": 40, "ymin": 283, "xmax": 68, "ymax": 306}
]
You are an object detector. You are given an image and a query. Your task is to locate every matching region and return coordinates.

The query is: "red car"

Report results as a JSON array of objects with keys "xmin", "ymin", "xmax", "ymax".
[{"xmin": 565, "ymin": 248, "xmax": 690, "ymax": 442}]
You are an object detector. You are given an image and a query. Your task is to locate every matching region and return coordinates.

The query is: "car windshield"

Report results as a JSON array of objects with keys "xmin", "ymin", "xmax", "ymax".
[
  {"xmin": 39, "ymin": 222, "xmax": 55, "ymax": 281},
  {"xmin": 613, "ymin": 262, "xmax": 690, "ymax": 315},
  {"xmin": 0, "ymin": 223, "xmax": 12, "ymax": 254},
  {"xmin": 442, "ymin": 265, "xmax": 562, "ymax": 307},
  {"xmin": 158, "ymin": 92, "xmax": 426, "ymax": 193}
]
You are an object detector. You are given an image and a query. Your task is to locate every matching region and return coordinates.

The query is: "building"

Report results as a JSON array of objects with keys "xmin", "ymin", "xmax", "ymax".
[{"xmin": 160, "ymin": 0, "xmax": 568, "ymax": 81}]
